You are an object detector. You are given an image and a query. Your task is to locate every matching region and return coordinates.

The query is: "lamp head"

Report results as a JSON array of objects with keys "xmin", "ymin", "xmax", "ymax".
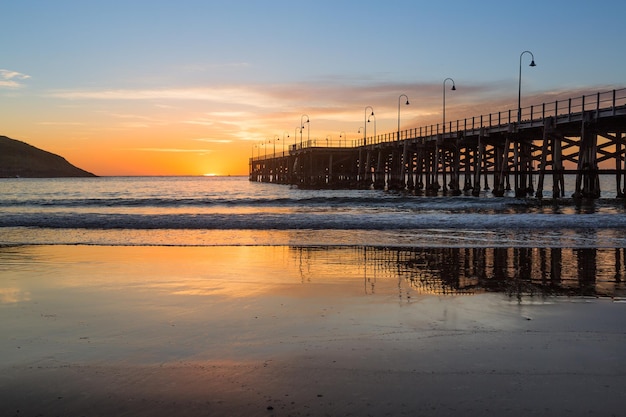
[
  {"xmin": 451, "ymin": 85, "xmax": 456, "ymax": 91},
  {"xmin": 529, "ymin": 60, "xmax": 536, "ymax": 67},
  {"xmin": 405, "ymin": 100, "xmax": 410, "ymax": 105}
]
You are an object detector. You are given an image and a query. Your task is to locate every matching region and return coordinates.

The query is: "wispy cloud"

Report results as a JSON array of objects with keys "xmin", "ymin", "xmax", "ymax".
[
  {"xmin": 0, "ymin": 69, "xmax": 31, "ymax": 88},
  {"xmin": 179, "ymin": 62, "xmax": 251, "ymax": 72},
  {"xmin": 193, "ymin": 138, "xmax": 233, "ymax": 143},
  {"xmin": 47, "ymin": 86, "xmax": 280, "ymax": 109},
  {"xmin": 128, "ymin": 148, "xmax": 214, "ymax": 153},
  {"xmin": 37, "ymin": 121, "xmax": 85, "ymax": 126},
  {"xmin": 44, "ymin": 80, "xmax": 513, "ymax": 120},
  {"xmin": 184, "ymin": 119, "xmax": 214, "ymax": 126},
  {"xmin": 43, "ymin": 80, "xmax": 601, "ymax": 143}
]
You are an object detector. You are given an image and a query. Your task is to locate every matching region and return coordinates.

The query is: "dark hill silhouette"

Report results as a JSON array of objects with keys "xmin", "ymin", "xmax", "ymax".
[{"xmin": 0, "ymin": 136, "xmax": 96, "ymax": 177}]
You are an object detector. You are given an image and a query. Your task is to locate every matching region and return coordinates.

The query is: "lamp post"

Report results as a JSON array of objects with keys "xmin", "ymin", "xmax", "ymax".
[
  {"xmin": 442, "ymin": 78, "xmax": 457, "ymax": 194},
  {"xmin": 294, "ymin": 126, "xmax": 301, "ymax": 149},
  {"xmin": 357, "ymin": 126, "xmax": 365, "ymax": 182},
  {"xmin": 339, "ymin": 131, "xmax": 346, "ymax": 147},
  {"xmin": 517, "ymin": 50, "xmax": 536, "ymax": 123},
  {"xmin": 364, "ymin": 106, "xmax": 374, "ymax": 146},
  {"xmin": 367, "ymin": 113, "xmax": 376, "ymax": 141},
  {"xmin": 442, "ymin": 78, "xmax": 456, "ymax": 138},
  {"xmin": 271, "ymin": 135, "xmax": 279, "ymax": 156},
  {"xmin": 282, "ymin": 131, "xmax": 289, "ymax": 154},
  {"xmin": 517, "ymin": 51, "xmax": 537, "ymax": 197},
  {"xmin": 397, "ymin": 94, "xmax": 409, "ymax": 141},
  {"xmin": 300, "ymin": 114, "xmax": 310, "ymax": 146}
]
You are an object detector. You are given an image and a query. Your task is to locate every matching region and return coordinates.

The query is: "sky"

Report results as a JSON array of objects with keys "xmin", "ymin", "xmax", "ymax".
[{"xmin": 1, "ymin": 0, "xmax": 625, "ymax": 176}]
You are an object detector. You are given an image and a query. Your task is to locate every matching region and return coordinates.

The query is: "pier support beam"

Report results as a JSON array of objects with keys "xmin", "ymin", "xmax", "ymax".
[
  {"xmin": 618, "ymin": 132, "xmax": 625, "ymax": 198},
  {"xmin": 574, "ymin": 113, "xmax": 601, "ymax": 199}
]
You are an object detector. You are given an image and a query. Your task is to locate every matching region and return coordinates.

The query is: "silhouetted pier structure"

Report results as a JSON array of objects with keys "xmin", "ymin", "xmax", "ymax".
[{"xmin": 250, "ymin": 89, "xmax": 626, "ymax": 199}]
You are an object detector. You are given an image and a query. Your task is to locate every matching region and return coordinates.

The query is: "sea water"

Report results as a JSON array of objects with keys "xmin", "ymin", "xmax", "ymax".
[
  {"xmin": 1, "ymin": 175, "xmax": 626, "ymax": 297},
  {"xmin": 1, "ymin": 175, "xmax": 625, "ymax": 247}
]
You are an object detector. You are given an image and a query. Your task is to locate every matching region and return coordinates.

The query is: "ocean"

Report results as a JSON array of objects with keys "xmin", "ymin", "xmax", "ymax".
[
  {"xmin": 1, "ymin": 175, "xmax": 626, "ymax": 297},
  {"xmin": 1, "ymin": 175, "xmax": 626, "ymax": 247}
]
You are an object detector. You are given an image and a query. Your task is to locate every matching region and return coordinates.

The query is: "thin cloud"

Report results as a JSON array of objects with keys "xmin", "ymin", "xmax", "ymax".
[
  {"xmin": 47, "ymin": 86, "xmax": 281, "ymax": 109},
  {"xmin": 128, "ymin": 148, "xmax": 214, "ymax": 153},
  {"xmin": 184, "ymin": 119, "xmax": 214, "ymax": 126},
  {"xmin": 0, "ymin": 69, "xmax": 31, "ymax": 88},
  {"xmin": 206, "ymin": 111, "xmax": 251, "ymax": 118},
  {"xmin": 44, "ymin": 81, "xmax": 500, "ymax": 116},
  {"xmin": 193, "ymin": 138, "xmax": 233, "ymax": 143},
  {"xmin": 37, "ymin": 121, "xmax": 85, "ymax": 126},
  {"xmin": 42, "ymin": 80, "xmax": 603, "ymax": 143},
  {"xmin": 180, "ymin": 62, "xmax": 251, "ymax": 72}
]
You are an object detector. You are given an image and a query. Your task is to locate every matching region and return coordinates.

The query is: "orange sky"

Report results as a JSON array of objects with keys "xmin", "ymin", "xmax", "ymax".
[{"xmin": 3, "ymin": 84, "xmax": 620, "ymax": 176}]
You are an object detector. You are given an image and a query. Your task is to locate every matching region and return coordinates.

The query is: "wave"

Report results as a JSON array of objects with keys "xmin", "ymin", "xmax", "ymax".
[
  {"xmin": 0, "ymin": 195, "xmax": 463, "ymax": 206},
  {"xmin": 2, "ymin": 211, "xmax": 626, "ymax": 230},
  {"xmin": 0, "ymin": 195, "xmax": 552, "ymax": 215}
]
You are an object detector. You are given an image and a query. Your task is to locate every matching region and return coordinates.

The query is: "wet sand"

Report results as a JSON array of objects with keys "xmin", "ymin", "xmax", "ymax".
[{"xmin": 2, "ymin": 245, "xmax": 626, "ymax": 416}]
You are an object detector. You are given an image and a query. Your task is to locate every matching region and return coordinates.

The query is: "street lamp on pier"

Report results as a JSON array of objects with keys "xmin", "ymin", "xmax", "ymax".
[
  {"xmin": 397, "ymin": 94, "xmax": 409, "ymax": 141},
  {"xmin": 363, "ymin": 106, "xmax": 374, "ymax": 146},
  {"xmin": 442, "ymin": 78, "xmax": 456, "ymax": 138},
  {"xmin": 294, "ymin": 126, "xmax": 301, "ymax": 149},
  {"xmin": 339, "ymin": 131, "xmax": 347, "ymax": 147},
  {"xmin": 282, "ymin": 131, "xmax": 289, "ymax": 154},
  {"xmin": 517, "ymin": 50, "xmax": 536, "ymax": 123},
  {"xmin": 300, "ymin": 114, "xmax": 310, "ymax": 146},
  {"xmin": 273, "ymin": 135, "xmax": 280, "ymax": 155},
  {"xmin": 441, "ymin": 78, "xmax": 457, "ymax": 194},
  {"xmin": 367, "ymin": 113, "xmax": 376, "ymax": 141}
]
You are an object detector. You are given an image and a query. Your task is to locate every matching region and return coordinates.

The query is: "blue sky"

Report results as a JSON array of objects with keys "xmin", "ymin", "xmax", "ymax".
[{"xmin": 1, "ymin": 0, "xmax": 624, "ymax": 175}]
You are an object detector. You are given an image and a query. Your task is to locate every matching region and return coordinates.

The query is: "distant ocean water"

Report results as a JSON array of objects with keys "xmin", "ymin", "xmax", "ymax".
[{"xmin": 1, "ymin": 175, "xmax": 626, "ymax": 248}]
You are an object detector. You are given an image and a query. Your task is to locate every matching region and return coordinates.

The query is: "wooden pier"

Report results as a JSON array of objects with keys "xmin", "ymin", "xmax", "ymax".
[{"xmin": 250, "ymin": 89, "xmax": 626, "ymax": 199}]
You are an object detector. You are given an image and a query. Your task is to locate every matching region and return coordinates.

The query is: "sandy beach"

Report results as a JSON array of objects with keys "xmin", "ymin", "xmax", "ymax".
[{"xmin": 2, "ymin": 245, "xmax": 626, "ymax": 416}]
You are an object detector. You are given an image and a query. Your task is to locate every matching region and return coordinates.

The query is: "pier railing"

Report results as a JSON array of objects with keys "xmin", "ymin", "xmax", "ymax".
[{"xmin": 288, "ymin": 88, "xmax": 626, "ymax": 150}]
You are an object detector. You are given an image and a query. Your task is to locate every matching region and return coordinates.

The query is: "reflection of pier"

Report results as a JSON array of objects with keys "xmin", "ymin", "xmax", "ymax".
[
  {"xmin": 393, "ymin": 247, "xmax": 625, "ymax": 298},
  {"xmin": 291, "ymin": 246, "xmax": 626, "ymax": 298},
  {"xmin": 251, "ymin": 89, "xmax": 626, "ymax": 199}
]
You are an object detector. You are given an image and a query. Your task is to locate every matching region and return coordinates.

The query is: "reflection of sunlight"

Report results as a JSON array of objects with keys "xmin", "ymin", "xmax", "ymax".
[
  {"xmin": 170, "ymin": 285, "xmax": 267, "ymax": 297},
  {"xmin": 0, "ymin": 287, "xmax": 31, "ymax": 303},
  {"xmin": 30, "ymin": 245, "xmax": 300, "ymax": 299}
]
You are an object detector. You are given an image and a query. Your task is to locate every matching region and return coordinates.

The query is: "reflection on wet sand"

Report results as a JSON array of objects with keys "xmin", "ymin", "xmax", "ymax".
[
  {"xmin": 3, "ymin": 244, "xmax": 626, "ymax": 417},
  {"xmin": 291, "ymin": 246, "xmax": 626, "ymax": 298}
]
